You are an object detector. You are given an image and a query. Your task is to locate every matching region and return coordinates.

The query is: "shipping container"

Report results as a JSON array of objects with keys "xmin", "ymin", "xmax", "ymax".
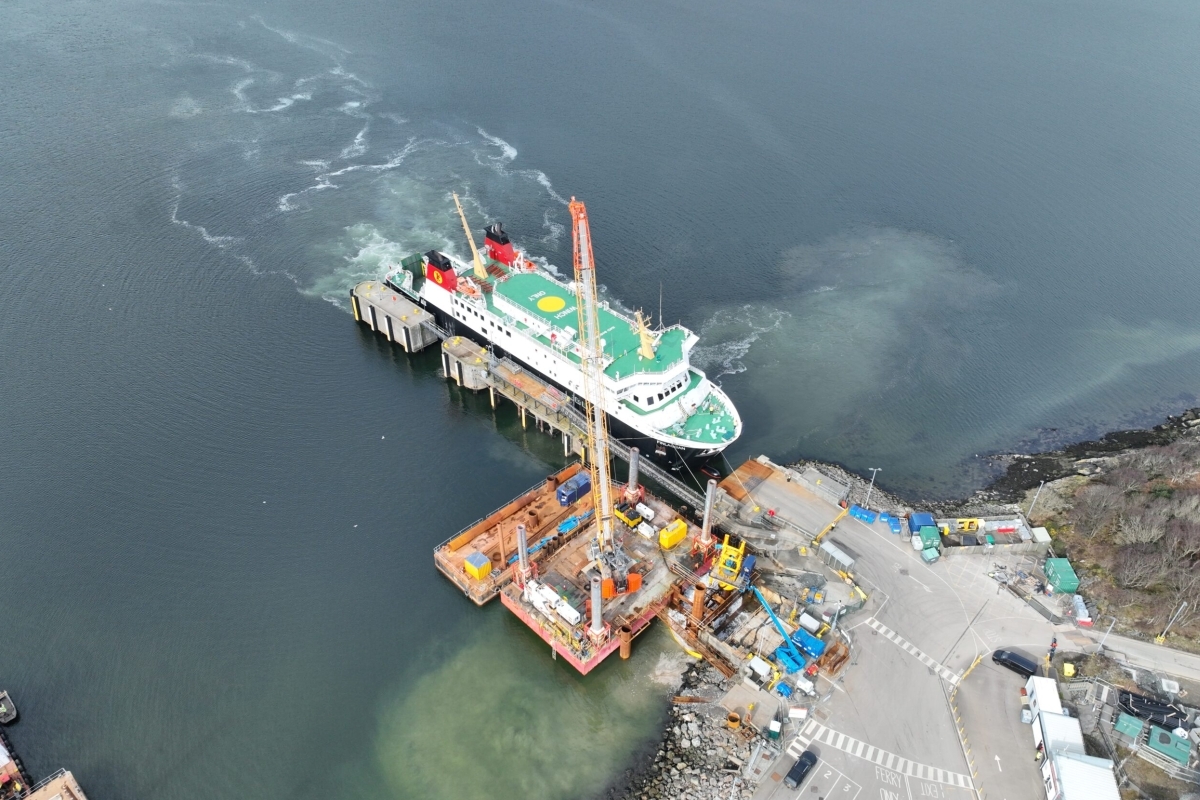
[
  {"xmin": 464, "ymin": 551, "xmax": 492, "ymax": 580},
  {"xmin": 1045, "ymin": 558, "xmax": 1080, "ymax": 593},
  {"xmin": 918, "ymin": 525, "xmax": 942, "ymax": 550},
  {"xmin": 556, "ymin": 473, "xmax": 592, "ymax": 506},
  {"xmin": 659, "ymin": 519, "xmax": 688, "ymax": 549},
  {"xmin": 908, "ymin": 512, "xmax": 936, "ymax": 534}
]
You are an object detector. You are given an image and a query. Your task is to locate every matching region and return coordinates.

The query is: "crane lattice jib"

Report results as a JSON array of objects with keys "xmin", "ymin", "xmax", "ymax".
[{"xmin": 570, "ymin": 198, "xmax": 615, "ymax": 553}]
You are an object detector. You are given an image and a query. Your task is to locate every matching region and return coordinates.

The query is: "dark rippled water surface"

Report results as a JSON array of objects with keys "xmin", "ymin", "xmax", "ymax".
[{"xmin": 2, "ymin": 0, "xmax": 1199, "ymax": 797}]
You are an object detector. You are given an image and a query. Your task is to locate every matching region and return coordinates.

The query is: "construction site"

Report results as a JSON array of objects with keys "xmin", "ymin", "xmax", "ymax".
[
  {"xmin": 406, "ymin": 196, "xmax": 858, "ymax": 688},
  {"xmin": 357, "ymin": 195, "xmax": 1200, "ymax": 800}
]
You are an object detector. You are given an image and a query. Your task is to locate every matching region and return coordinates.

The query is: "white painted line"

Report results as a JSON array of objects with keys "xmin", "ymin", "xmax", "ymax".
[
  {"xmin": 865, "ymin": 617, "xmax": 962, "ymax": 686},
  {"xmin": 787, "ymin": 721, "xmax": 973, "ymax": 789}
]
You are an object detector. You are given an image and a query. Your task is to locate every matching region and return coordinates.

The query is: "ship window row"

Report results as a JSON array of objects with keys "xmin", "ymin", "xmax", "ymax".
[
  {"xmin": 635, "ymin": 375, "xmax": 687, "ymax": 407},
  {"xmin": 451, "ymin": 296, "xmax": 512, "ymax": 337}
]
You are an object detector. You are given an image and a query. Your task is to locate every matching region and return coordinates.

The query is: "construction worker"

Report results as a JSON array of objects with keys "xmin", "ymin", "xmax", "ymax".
[{"xmin": 1035, "ymin": 741, "xmax": 1045, "ymax": 762}]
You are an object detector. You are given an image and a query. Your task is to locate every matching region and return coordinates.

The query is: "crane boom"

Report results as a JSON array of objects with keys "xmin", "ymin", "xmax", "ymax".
[
  {"xmin": 570, "ymin": 197, "xmax": 615, "ymax": 554},
  {"xmin": 452, "ymin": 192, "xmax": 488, "ymax": 281}
]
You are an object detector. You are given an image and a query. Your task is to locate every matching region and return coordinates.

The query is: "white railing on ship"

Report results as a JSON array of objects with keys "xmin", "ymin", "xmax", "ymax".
[{"xmin": 20, "ymin": 769, "xmax": 68, "ymax": 797}]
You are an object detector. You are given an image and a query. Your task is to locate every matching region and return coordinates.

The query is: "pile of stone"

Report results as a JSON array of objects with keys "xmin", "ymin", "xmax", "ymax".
[
  {"xmin": 788, "ymin": 459, "xmax": 913, "ymax": 514},
  {"xmin": 618, "ymin": 663, "xmax": 764, "ymax": 800},
  {"xmin": 789, "ymin": 458, "xmax": 1022, "ymax": 519}
]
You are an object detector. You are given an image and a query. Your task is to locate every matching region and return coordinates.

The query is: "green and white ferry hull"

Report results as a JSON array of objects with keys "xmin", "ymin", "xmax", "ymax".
[{"xmin": 386, "ymin": 224, "xmax": 741, "ymax": 459}]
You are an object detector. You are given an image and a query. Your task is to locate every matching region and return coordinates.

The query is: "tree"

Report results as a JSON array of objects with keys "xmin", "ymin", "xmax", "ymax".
[
  {"xmin": 1103, "ymin": 465, "xmax": 1147, "ymax": 492},
  {"xmin": 1114, "ymin": 543, "xmax": 1169, "ymax": 589},
  {"xmin": 1068, "ymin": 484, "xmax": 1124, "ymax": 539},
  {"xmin": 1114, "ymin": 506, "xmax": 1168, "ymax": 546}
]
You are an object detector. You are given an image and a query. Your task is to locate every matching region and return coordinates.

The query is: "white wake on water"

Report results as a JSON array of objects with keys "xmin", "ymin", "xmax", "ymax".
[
  {"xmin": 278, "ymin": 137, "xmax": 422, "ymax": 212},
  {"xmin": 339, "ymin": 124, "xmax": 369, "ymax": 159},
  {"xmin": 477, "ymin": 127, "xmax": 569, "ymax": 206},
  {"xmin": 692, "ymin": 305, "xmax": 792, "ymax": 378},
  {"xmin": 166, "ymin": 13, "xmax": 573, "ymax": 313}
]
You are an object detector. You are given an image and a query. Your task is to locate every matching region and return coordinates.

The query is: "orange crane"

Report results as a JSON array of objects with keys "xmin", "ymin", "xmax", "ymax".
[{"xmin": 570, "ymin": 197, "xmax": 616, "ymax": 557}]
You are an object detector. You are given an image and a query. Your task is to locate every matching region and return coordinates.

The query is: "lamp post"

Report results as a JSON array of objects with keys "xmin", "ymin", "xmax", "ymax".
[
  {"xmin": 865, "ymin": 468, "xmax": 881, "ymax": 509},
  {"xmin": 1027, "ymin": 480, "xmax": 1046, "ymax": 520},
  {"xmin": 1157, "ymin": 600, "xmax": 1188, "ymax": 645},
  {"xmin": 1098, "ymin": 615, "xmax": 1117, "ymax": 650}
]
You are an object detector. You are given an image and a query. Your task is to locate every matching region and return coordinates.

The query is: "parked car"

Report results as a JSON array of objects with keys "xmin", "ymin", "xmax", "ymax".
[
  {"xmin": 992, "ymin": 648, "xmax": 1038, "ymax": 678},
  {"xmin": 783, "ymin": 750, "xmax": 818, "ymax": 789}
]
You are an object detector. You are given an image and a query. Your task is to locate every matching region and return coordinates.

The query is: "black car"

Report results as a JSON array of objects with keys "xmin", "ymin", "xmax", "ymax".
[
  {"xmin": 784, "ymin": 750, "xmax": 818, "ymax": 789},
  {"xmin": 992, "ymin": 648, "xmax": 1038, "ymax": 678}
]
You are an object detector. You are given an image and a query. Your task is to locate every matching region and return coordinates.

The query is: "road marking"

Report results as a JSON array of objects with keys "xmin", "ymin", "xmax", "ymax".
[
  {"xmin": 994, "ymin": 755, "xmax": 1002, "ymax": 772},
  {"xmin": 788, "ymin": 720, "xmax": 974, "ymax": 789},
  {"xmin": 865, "ymin": 617, "xmax": 961, "ymax": 686},
  {"xmin": 908, "ymin": 574, "xmax": 933, "ymax": 593}
]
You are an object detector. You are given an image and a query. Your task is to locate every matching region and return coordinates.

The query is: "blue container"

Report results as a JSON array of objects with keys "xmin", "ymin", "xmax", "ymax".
[
  {"xmin": 908, "ymin": 512, "xmax": 936, "ymax": 534},
  {"xmin": 556, "ymin": 474, "xmax": 592, "ymax": 506},
  {"xmin": 850, "ymin": 505, "xmax": 878, "ymax": 524},
  {"xmin": 888, "ymin": 517, "xmax": 904, "ymax": 535}
]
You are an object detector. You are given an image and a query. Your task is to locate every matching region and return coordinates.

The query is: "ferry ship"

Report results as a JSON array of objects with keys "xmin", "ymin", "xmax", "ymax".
[{"xmin": 385, "ymin": 213, "xmax": 741, "ymax": 460}]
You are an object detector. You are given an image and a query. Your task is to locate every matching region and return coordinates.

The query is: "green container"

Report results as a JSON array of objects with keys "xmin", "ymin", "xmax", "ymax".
[
  {"xmin": 1147, "ymin": 725, "xmax": 1192, "ymax": 766},
  {"xmin": 1114, "ymin": 713, "xmax": 1144, "ymax": 743},
  {"xmin": 1045, "ymin": 558, "xmax": 1080, "ymax": 593},
  {"xmin": 918, "ymin": 525, "xmax": 941, "ymax": 550}
]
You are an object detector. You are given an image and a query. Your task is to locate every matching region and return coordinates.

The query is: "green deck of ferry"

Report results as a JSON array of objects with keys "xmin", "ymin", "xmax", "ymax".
[{"xmin": 401, "ymin": 253, "xmax": 737, "ymax": 446}]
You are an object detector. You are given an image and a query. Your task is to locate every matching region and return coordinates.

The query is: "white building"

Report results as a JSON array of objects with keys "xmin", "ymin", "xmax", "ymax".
[{"xmin": 1024, "ymin": 676, "xmax": 1121, "ymax": 800}]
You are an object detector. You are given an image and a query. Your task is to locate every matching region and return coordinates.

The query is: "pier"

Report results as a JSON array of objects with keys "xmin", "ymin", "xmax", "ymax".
[{"xmin": 350, "ymin": 281, "xmax": 440, "ymax": 353}]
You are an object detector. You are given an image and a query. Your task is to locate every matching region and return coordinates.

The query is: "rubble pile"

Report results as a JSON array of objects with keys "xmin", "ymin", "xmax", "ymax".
[{"xmin": 617, "ymin": 663, "xmax": 766, "ymax": 800}]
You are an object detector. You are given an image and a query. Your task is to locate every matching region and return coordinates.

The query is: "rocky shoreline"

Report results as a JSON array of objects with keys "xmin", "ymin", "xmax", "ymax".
[
  {"xmin": 798, "ymin": 406, "xmax": 1200, "ymax": 516},
  {"xmin": 974, "ymin": 406, "xmax": 1200, "ymax": 501},
  {"xmin": 605, "ymin": 662, "xmax": 763, "ymax": 800}
]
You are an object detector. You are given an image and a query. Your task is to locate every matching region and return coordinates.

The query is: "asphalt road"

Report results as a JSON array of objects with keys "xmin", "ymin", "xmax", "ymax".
[
  {"xmin": 1092, "ymin": 630, "xmax": 1200, "ymax": 682},
  {"xmin": 954, "ymin": 657, "xmax": 1046, "ymax": 800}
]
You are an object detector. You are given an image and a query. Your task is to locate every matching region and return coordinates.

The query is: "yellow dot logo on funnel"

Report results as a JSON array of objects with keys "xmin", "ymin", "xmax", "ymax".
[{"xmin": 537, "ymin": 296, "xmax": 567, "ymax": 313}]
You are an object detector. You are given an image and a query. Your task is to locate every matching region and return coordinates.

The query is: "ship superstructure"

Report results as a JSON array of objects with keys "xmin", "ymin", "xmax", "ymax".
[{"xmin": 385, "ymin": 202, "xmax": 741, "ymax": 458}]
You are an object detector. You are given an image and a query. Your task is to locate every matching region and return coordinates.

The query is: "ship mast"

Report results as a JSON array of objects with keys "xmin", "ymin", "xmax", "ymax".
[
  {"xmin": 634, "ymin": 310, "xmax": 658, "ymax": 360},
  {"xmin": 570, "ymin": 197, "xmax": 615, "ymax": 555},
  {"xmin": 452, "ymin": 192, "xmax": 488, "ymax": 282}
]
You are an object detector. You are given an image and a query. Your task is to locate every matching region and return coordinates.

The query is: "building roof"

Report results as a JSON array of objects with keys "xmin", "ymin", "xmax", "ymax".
[
  {"xmin": 1052, "ymin": 751, "xmax": 1120, "ymax": 800},
  {"xmin": 1040, "ymin": 711, "xmax": 1085, "ymax": 755},
  {"xmin": 1027, "ymin": 676, "xmax": 1064, "ymax": 715}
]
